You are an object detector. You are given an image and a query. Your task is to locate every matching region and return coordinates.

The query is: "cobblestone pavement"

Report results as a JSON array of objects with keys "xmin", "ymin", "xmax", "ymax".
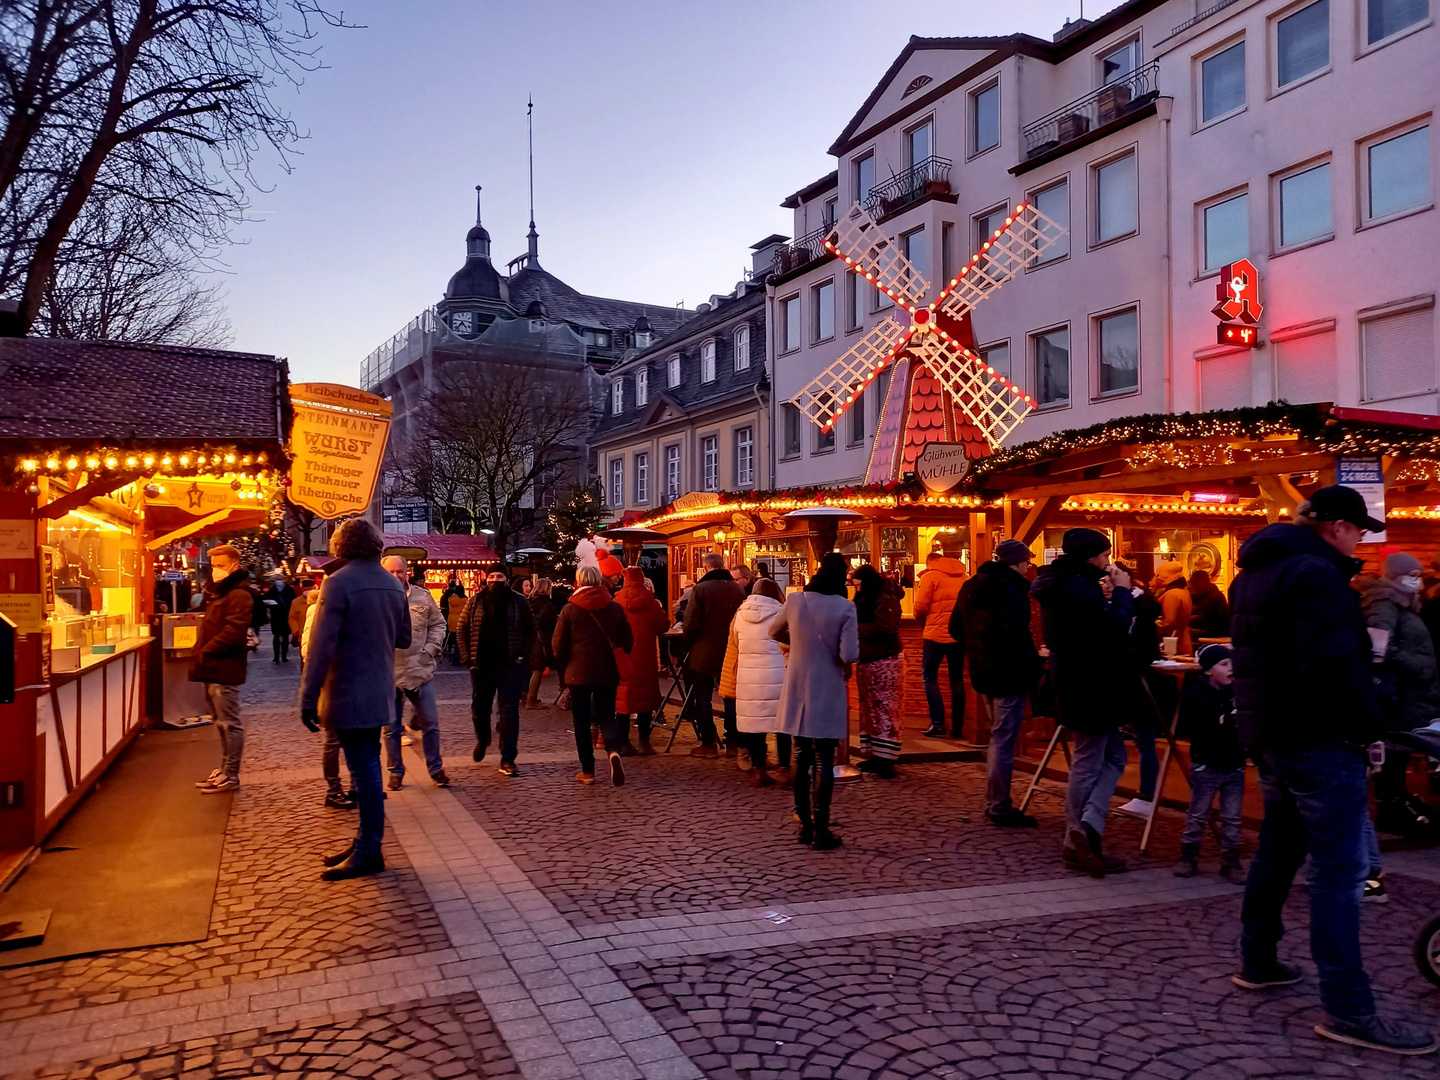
[{"xmin": 1, "ymin": 645, "xmax": 1436, "ymax": 1078}]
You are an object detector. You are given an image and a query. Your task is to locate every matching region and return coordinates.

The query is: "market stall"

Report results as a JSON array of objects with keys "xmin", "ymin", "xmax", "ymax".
[
  {"xmin": 381, "ymin": 532, "xmax": 501, "ymax": 600},
  {"xmin": 0, "ymin": 337, "xmax": 289, "ymax": 855}
]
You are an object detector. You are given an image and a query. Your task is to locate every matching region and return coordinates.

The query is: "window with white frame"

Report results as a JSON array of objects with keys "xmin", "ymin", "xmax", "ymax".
[
  {"xmin": 634, "ymin": 452, "xmax": 649, "ymax": 504},
  {"xmin": 667, "ymin": 353, "xmax": 681, "ymax": 387},
  {"xmin": 1094, "ymin": 151, "xmax": 1138, "ymax": 244},
  {"xmin": 1031, "ymin": 181, "xmax": 1070, "ymax": 264},
  {"xmin": 907, "ymin": 120, "xmax": 932, "ymax": 166},
  {"xmin": 1364, "ymin": 124, "xmax": 1431, "ymax": 224},
  {"xmin": 1366, "ymin": 0, "xmax": 1429, "ymax": 47},
  {"xmin": 1202, "ymin": 192, "xmax": 1249, "ymax": 272},
  {"xmin": 971, "ymin": 82, "xmax": 1000, "ymax": 155},
  {"xmin": 1275, "ymin": 0, "xmax": 1329, "ymax": 88},
  {"xmin": 701, "ymin": 435, "xmax": 719, "ymax": 491},
  {"xmin": 1096, "ymin": 308, "xmax": 1140, "ymax": 396},
  {"xmin": 854, "ymin": 152, "xmax": 875, "ymax": 205},
  {"xmin": 733, "ymin": 325, "xmax": 751, "ymax": 370},
  {"xmin": 609, "ymin": 458, "xmax": 623, "ymax": 507},
  {"xmin": 665, "ymin": 445, "xmax": 681, "ymax": 498},
  {"xmin": 1277, "ymin": 160, "xmax": 1331, "ymax": 248},
  {"xmin": 636, "ymin": 366, "xmax": 648, "ymax": 406},
  {"xmin": 1200, "ymin": 41, "xmax": 1246, "ymax": 124},
  {"xmin": 783, "ymin": 295, "xmax": 801, "ymax": 351},
  {"xmin": 1362, "ymin": 303, "xmax": 1436, "ymax": 402},
  {"xmin": 1100, "ymin": 37, "xmax": 1139, "ymax": 84},
  {"xmin": 814, "ymin": 280, "xmax": 835, "ymax": 341},
  {"xmin": 701, "ymin": 340, "xmax": 716, "ymax": 383},
  {"xmin": 782, "ymin": 403, "xmax": 802, "ymax": 457},
  {"xmin": 1032, "ymin": 327, "xmax": 1070, "ymax": 407},
  {"xmin": 611, "ymin": 379, "xmax": 623, "ymax": 415},
  {"xmin": 735, "ymin": 427, "xmax": 754, "ymax": 488}
]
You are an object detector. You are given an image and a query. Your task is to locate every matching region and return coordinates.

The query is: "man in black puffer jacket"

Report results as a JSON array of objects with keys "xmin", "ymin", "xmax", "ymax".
[
  {"xmin": 1229, "ymin": 485, "xmax": 1434, "ymax": 1057},
  {"xmin": 954, "ymin": 539, "xmax": 1043, "ymax": 827}
]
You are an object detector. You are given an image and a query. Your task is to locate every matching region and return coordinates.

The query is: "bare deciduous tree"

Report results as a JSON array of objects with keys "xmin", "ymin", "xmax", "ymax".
[{"xmin": 386, "ymin": 362, "xmax": 596, "ymax": 559}]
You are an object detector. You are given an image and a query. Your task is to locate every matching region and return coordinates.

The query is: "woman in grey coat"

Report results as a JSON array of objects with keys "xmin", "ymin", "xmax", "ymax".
[{"xmin": 770, "ymin": 553, "xmax": 859, "ymax": 851}]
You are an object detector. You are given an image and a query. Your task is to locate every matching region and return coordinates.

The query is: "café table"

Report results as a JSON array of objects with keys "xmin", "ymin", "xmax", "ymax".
[{"xmin": 1141, "ymin": 657, "xmax": 1203, "ymax": 852}]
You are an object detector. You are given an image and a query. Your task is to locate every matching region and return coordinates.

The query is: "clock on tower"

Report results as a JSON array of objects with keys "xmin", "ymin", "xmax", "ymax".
[{"xmin": 450, "ymin": 310, "xmax": 474, "ymax": 335}]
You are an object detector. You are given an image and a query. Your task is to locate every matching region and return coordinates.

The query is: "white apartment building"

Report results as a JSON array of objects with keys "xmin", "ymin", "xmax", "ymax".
[{"xmin": 768, "ymin": 0, "xmax": 1436, "ymax": 487}]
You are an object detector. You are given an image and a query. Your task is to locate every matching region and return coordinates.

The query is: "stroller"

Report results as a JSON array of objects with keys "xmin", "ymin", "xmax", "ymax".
[{"xmin": 1385, "ymin": 723, "xmax": 1440, "ymax": 988}]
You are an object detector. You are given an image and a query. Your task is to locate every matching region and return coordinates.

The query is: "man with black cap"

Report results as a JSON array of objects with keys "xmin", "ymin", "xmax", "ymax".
[
  {"xmin": 1031, "ymin": 527, "xmax": 1136, "ymax": 876},
  {"xmin": 1230, "ymin": 485, "xmax": 1434, "ymax": 1056},
  {"xmin": 954, "ymin": 538, "xmax": 1043, "ymax": 827}
]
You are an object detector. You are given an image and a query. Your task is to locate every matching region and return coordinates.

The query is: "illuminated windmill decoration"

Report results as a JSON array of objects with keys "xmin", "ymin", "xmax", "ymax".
[{"xmin": 788, "ymin": 201, "xmax": 1067, "ymax": 483}]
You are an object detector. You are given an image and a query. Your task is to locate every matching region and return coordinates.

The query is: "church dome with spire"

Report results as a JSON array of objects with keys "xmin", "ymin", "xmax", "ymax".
[{"xmin": 446, "ymin": 186, "xmax": 505, "ymax": 303}]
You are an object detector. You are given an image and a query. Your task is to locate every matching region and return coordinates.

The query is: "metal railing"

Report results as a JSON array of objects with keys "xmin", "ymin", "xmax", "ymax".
[
  {"xmin": 862, "ymin": 155, "xmax": 952, "ymax": 219},
  {"xmin": 1022, "ymin": 61, "xmax": 1160, "ymax": 158},
  {"xmin": 1169, "ymin": 0, "xmax": 1242, "ymax": 38},
  {"xmin": 771, "ymin": 222, "xmax": 835, "ymax": 277},
  {"xmin": 360, "ymin": 306, "xmax": 439, "ymax": 391}
]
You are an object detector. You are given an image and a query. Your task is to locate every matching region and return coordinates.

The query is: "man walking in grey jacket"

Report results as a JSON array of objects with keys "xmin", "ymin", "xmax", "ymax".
[
  {"xmin": 382, "ymin": 556, "xmax": 449, "ymax": 790},
  {"xmin": 301, "ymin": 519, "xmax": 411, "ymax": 881}
]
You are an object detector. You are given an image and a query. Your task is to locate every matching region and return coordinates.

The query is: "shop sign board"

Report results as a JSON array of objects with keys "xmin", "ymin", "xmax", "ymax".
[
  {"xmin": 915, "ymin": 443, "xmax": 972, "ymax": 494},
  {"xmin": 1213, "ymin": 258, "xmax": 1263, "ymax": 348},
  {"xmin": 289, "ymin": 382, "xmax": 393, "ymax": 520},
  {"xmin": 1336, "ymin": 456, "xmax": 1386, "ymax": 543},
  {"xmin": 0, "ymin": 593, "xmax": 45, "ymax": 634}
]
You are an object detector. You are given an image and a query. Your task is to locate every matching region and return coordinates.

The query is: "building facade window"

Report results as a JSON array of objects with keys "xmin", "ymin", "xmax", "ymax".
[
  {"xmin": 734, "ymin": 325, "xmax": 751, "ymax": 370},
  {"xmin": 971, "ymin": 82, "xmax": 1000, "ymax": 155},
  {"xmin": 814, "ymin": 419, "xmax": 835, "ymax": 453},
  {"xmin": 701, "ymin": 340, "xmax": 716, "ymax": 383},
  {"xmin": 848, "ymin": 274, "xmax": 864, "ymax": 330},
  {"xmin": 973, "ymin": 204, "xmax": 1007, "ymax": 255},
  {"xmin": 854, "ymin": 152, "xmax": 875, "ymax": 205},
  {"xmin": 814, "ymin": 280, "xmax": 835, "ymax": 341},
  {"xmin": 1202, "ymin": 192, "xmax": 1248, "ymax": 272},
  {"xmin": 1274, "ymin": 328, "xmax": 1337, "ymax": 403},
  {"xmin": 1277, "ymin": 160, "xmax": 1332, "ymax": 248},
  {"xmin": 783, "ymin": 295, "xmax": 801, "ymax": 351},
  {"xmin": 1362, "ymin": 303, "xmax": 1436, "ymax": 402},
  {"xmin": 735, "ymin": 427, "xmax": 754, "ymax": 487},
  {"xmin": 609, "ymin": 458, "xmax": 623, "ymax": 507},
  {"xmin": 1031, "ymin": 181, "xmax": 1070, "ymax": 264},
  {"xmin": 1364, "ymin": 125, "xmax": 1431, "ymax": 223},
  {"xmin": 667, "ymin": 354, "xmax": 681, "ymax": 387},
  {"xmin": 1033, "ymin": 327, "xmax": 1070, "ymax": 407},
  {"xmin": 1094, "ymin": 151, "xmax": 1138, "ymax": 244},
  {"xmin": 634, "ymin": 452, "xmax": 649, "ymax": 504},
  {"xmin": 701, "ymin": 435, "xmax": 719, "ymax": 491},
  {"xmin": 1096, "ymin": 307, "xmax": 1140, "ymax": 396},
  {"xmin": 874, "ymin": 367, "xmax": 893, "ymax": 431},
  {"xmin": 980, "ymin": 341, "xmax": 1011, "ymax": 382},
  {"xmin": 907, "ymin": 120, "xmax": 932, "ymax": 166},
  {"xmin": 848, "ymin": 386, "xmax": 865, "ymax": 444},
  {"xmin": 665, "ymin": 445, "xmax": 681, "ymax": 499},
  {"xmin": 1367, "ymin": 0, "xmax": 1429, "ymax": 46},
  {"xmin": 1275, "ymin": 0, "xmax": 1329, "ymax": 88},
  {"xmin": 611, "ymin": 378, "xmax": 623, "ymax": 415},
  {"xmin": 903, "ymin": 228, "xmax": 928, "ymax": 280},
  {"xmin": 636, "ymin": 366, "xmax": 648, "ymax": 406},
  {"xmin": 1200, "ymin": 41, "xmax": 1246, "ymax": 124},
  {"xmin": 1100, "ymin": 37, "xmax": 1139, "ymax": 84},
  {"xmin": 782, "ymin": 403, "xmax": 802, "ymax": 458}
]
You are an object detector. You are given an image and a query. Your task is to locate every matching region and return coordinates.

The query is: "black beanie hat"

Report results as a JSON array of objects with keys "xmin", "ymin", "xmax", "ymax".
[
  {"xmin": 1061, "ymin": 527, "xmax": 1111, "ymax": 560},
  {"xmin": 1197, "ymin": 643, "xmax": 1232, "ymax": 672}
]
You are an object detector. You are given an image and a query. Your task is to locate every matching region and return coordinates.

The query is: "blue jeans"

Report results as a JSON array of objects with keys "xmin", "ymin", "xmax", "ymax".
[
  {"xmin": 1133, "ymin": 727, "xmax": 1159, "ymax": 800},
  {"xmin": 1180, "ymin": 764, "xmax": 1245, "ymax": 854},
  {"xmin": 1065, "ymin": 730, "xmax": 1127, "ymax": 840},
  {"xmin": 471, "ymin": 662, "xmax": 526, "ymax": 764},
  {"xmin": 1240, "ymin": 745, "xmax": 1374, "ymax": 1020},
  {"xmin": 921, "ymin": 640, "xmax": 966, "ymax": 735},
  {"xmin": 335, "ymin": 727, "xmax": 384, "ymax": 860},
  {"xmin": 1362, "ymin": 817, "xmax": 1382, "ymax": 880},
  {"xmin": 984, "ymin": 694, "xmax": 1028, "ymax": 814},
  {"xmin": 386, "ymin": 681, "xmax": 444, "ymax": 781}
]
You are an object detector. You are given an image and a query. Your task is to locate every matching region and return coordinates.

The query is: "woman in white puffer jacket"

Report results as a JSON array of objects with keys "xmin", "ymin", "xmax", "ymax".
[{"xmin": 719, "ymin": 578, "xmax": 790, "ymax": 786}]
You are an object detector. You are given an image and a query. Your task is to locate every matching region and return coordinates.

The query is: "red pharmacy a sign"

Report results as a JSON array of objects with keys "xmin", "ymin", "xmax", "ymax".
[{"xmin": 1213, "ymin": 258, "xmax": 1263, "ymax": 348}]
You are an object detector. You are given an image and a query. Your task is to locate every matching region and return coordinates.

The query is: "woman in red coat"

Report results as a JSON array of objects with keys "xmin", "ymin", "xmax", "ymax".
[{"xmin": 615, "ymin": 567, "xmax": 670, "ymax": 754}]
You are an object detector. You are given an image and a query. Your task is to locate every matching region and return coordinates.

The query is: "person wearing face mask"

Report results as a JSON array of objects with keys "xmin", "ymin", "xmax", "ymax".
[
  {"xmin": 1356, "ymin": 551, "xmax": 1440, "ymax": 840},
  {"xmin": 191, "ymin": 545, "xmax": 257, "ymax": 793},
  {"xmin": 457, "ymin": 569, "xmax": 536, "ymax": 777}
]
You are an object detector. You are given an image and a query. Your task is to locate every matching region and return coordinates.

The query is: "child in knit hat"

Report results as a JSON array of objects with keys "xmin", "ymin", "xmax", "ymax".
[{"xmin": 1173, "ymin": 643, "xmax": 1247, "ymax": 881}]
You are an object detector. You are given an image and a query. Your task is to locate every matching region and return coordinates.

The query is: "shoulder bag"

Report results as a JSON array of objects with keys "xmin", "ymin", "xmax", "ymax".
[{"xmin": 586, "ymin": 608, "xmax": 634, "ymax": 682}]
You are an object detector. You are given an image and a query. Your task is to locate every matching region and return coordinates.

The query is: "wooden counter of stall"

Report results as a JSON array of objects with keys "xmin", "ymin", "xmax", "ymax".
[{"xmin": 0, "ymin": 336, "xmax": 289, "ymax": 864}]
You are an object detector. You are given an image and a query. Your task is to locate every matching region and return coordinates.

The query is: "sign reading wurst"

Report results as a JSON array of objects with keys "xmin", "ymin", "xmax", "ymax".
[{"xmin": 288, "ymin": 382, "xmax": 392, "ymax": 519}]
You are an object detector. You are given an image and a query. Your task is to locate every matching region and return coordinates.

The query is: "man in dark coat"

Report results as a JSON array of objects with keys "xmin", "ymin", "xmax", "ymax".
[
  {"xmin": 300, "ymin": 519, "xmax": 411, "ymax": 881},
  {"xmin": 954, "ymin": 539, "xmax": 1042, "ymax": 827},
  {"xmin": 264, "ymin": 577, "xmax": 296, "ymax": 663},
  {"xmin": 681, "ymin": 552, "xmax": 745, "ymax": 757},
  {"xmin": 458, "ymin": 569, "xmax": 536, "ymax": 776},
  {"xmin": 1030, "ymin": 528, "xmax": 1135, "ymax": 876},
  {"xmin": 1230, "ymin": 486, "xmax": 1434, "ymax": 1056},
  {"xmin": 190, "ymin": 545, "xmax": 255, "ymax": 793}
]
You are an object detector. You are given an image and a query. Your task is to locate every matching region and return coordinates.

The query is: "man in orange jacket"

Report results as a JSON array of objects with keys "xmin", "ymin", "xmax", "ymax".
[{"xmin": 914, "ymin": 549, "xmax": 969, "ymax": 739}]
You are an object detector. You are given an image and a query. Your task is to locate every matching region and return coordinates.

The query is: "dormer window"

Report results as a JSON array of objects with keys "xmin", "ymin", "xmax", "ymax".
[
  {"xmin": 611, "ymin": 379, "xmax": 623, "ymax": 415},
  {"xmin": 634, "ymin": 330, "xmax": 652, "ymax": 348},
  {"xmin": 667, "ymin": 354, "xmax": 681, "ymax": 387},
  {"xmin": 701, "ymin": 340, "xmax": 717, "ymax": 383},
  {"xmin": 734, "ymin": 325, "xmax": 750, "ymax": 371},
  {"xmin": 636, "ymin": 367, "xmax": 649, "ymax": 407}
]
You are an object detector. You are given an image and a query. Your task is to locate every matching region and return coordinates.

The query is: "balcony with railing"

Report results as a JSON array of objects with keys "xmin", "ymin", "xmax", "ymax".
[
  {"xmin": 1022, "ymin": 61, "xmax": 1160, "ymax": 160},
  {"xmin": 862, "ymin": 155, "xmax": 952, "ymax": 219},
  {"xmin": 771, "ymin": 221, "xmax": 836, "ymax": 277}
]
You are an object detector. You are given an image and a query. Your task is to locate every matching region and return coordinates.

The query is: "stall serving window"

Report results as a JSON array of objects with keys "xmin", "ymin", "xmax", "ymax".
[{"xmin": 44, "ymin": 501, "xmax": 144, "ymax": 668}]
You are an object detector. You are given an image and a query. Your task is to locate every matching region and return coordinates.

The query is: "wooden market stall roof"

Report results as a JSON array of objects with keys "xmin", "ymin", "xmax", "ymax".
[{"xmin": 381, "ymin": 533, "xmax": 501, "ymax": 565}]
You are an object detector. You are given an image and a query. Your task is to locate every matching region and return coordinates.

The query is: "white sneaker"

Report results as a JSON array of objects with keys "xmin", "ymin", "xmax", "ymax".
[
  {"xmin": 195, "ymin": 769, "xmax": 224, "ymax": 789},
  {"xmin": 1116, "ymin": 797, "xmax": 1154, "ymax": 818},
  {"xmin": 737, "ymin": 749, "xmax": 753, "ymax": 772}
]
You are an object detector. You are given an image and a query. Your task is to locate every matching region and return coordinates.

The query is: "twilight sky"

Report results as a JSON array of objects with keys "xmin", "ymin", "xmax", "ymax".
[{"xmin": 222, "ymin": 0, "xmax": 1112, "ymax": 383}]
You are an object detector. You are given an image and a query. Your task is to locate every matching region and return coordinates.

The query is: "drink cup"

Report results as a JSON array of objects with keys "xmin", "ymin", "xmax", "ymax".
[{"xmin": 1162, "ymin": 636, "xmax": 1179, "ymax": 657}]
